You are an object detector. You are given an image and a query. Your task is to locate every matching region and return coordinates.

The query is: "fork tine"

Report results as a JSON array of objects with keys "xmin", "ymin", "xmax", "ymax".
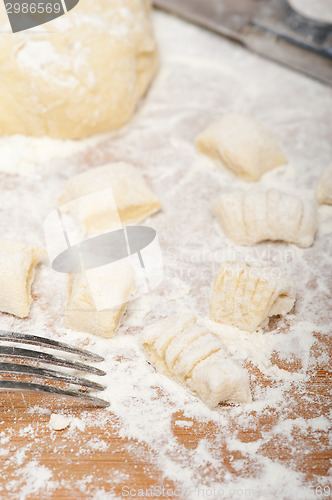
[
  {"xmin": 0, "ymin": 346, "xmax": 106, "ymax": 376},
  {"xmin": 0, "ymin": 380, "xmax": 109, "ymax": 407},
  {"xmin": 0, "ymin": 331, "xmax": 104, "ymax": 362},
  {"xmin": 0, "ymin": 362, "xmax": 105, "ymax": 391}
]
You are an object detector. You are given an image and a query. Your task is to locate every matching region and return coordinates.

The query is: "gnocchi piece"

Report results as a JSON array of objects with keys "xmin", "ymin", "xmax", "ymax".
[
  {"xmin": 142, "ymin": 316, "xmax": 252, "ymax": 408},
  {"xmin": 210, "ymin": 261, "xmax": 295, "ymax": 331},
  {"xmin": 0, "ymin": 239, "xmax": 45, "ymax": 318},
  {"xmin": 316, "ymin": 164, "xmax": 332, "ymax": 205},
  {"xmin": 58, "ymin": 162, "xmax": 161, "ymax": 235},
  {"xmin": 49, "ymin": 414, "xmax": 72, "ymax": 431},
  {"xmin": 196, "ymin": 113, "xmax": 287, "ymax": 181},
  {"xmin": 64, "ymin": 260, "xmax": 134, "ymax": 338},
  {"xmin": 212, "ymin": 188, "xmax": 317, "ymax": 247}
]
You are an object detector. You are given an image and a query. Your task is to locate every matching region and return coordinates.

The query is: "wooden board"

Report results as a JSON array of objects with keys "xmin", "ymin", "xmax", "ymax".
[
  {"xmin": 0, "ymin": 8, "xmax": 332, "ymax": 499},
  {"xmin": 0, "ymin": 338, "xmax": 331, "ymax": 499}
]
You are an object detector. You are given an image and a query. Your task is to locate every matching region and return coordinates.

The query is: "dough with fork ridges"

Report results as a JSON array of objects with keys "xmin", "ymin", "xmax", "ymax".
[
  {"xmin": 212, "ymin": 188, "xmax": 317, "ymax": 248},
  {"xmin": 210, "ymin": 261, "xmax": 295, "ymax": 331},
  {"xmin": 141, "ymin": 316, "xmax": 252, "ymax": 408}
]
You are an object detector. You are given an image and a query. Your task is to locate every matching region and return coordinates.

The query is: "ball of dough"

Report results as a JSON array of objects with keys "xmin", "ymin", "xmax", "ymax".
[{"xmin": 0, "ymin": 0, "xmax": 158, "ymax": 139}]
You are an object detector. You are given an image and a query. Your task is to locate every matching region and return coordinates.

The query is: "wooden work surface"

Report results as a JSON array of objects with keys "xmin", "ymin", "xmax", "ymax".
[
  {"xmin": 0, "ymin": 8, "xmax": 332, "ymax": 499},
  {"xmin": 0, "ymin": 336, "xmax": 331, "ymax": 499}
]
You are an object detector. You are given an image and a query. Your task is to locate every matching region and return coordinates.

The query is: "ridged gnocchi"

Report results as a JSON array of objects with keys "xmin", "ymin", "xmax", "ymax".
[
  {"xmin": 210, "ymin": 261, "xmax": 295, "ymax": 331},
  {"xmin": 0, "ymin": 239, "xmax": 45, "ymax": 318},
  {"xmin": 58, "ymin": 162, "xmax": 161, "ymax": 235},
  {"xmin": 196, "ymin": 113, "xmax": 287, "ymax": 181},
  {"xmin": 316, "ymin": 164, "xmax": 332, "ymax": 205},
  {"xmin": 212, "ymin": 188, "xmax": 317, "ymax": 247},
  {"xmin": 142, "ymin": 316, "xmax": 252, "ymax": 408}
]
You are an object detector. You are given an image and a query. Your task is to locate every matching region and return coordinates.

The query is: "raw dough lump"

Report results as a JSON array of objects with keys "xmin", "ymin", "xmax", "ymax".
[
  {"xmin": 0, "ymin": 0, "xmax": 158, "ymax": 139},
  {"xmin": 49, "ymin": 414, "xmax": 72, "ymax": 431},
  {"xmin": 210, "ymin": 261, "xmax": 295, "ymax": 331},
  {"xmin": 213, "ymin": 188, "xmax": 317, "ymax": 247},
  {"xmin": 142, "ymin": 316, "xmax": 252, "ymax": 408},
  {"xmin": 196, "ymin": 113, "xmax": 287, "ymax": 181},
  {"xmin": 65, "ymin": 260, "xmax": 134, "ymax": 337},
  {"xmin": 316, "ymin": 164, "xmax": 332, "ymax": 205},
  {"xmin": 58, "ymin": 162, "xmax": 161, "ymax": 235},
  {"xmin": 0, "ymin": 239, "xmax": 45, "ymax": 318}
]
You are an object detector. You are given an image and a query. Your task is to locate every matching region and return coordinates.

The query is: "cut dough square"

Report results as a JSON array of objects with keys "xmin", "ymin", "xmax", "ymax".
[
  {"xmin": 141, "ymin": 316, "xmax": 252, "ymax": 408},
  {"xmin": 0, "ymin": 239, "xmax": 45, "ymax": 318},
  {"xmin": 212, "ymin": 188, "xmax": 317, "ymax": 248},
  {"xmin": 64, "ymin": 260, "xmax": 134, "ymax": 338},
  {"xmin": 196, "ymin": 113, "xmax": 287, "ymax": 181},
  {"xmin": 58, "ymin": 162, "xmax": 161, "ymax": 235},
  {"xmin": 316, "ymin": 164, "xmax": 332, "ymax": 205},
  {"xmin": 210, "ymin": 261, "xmax": 295, "ymax": 331}
]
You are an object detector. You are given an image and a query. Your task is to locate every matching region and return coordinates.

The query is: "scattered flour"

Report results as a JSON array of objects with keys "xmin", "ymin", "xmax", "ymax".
[
  {"xmin": 5, "ymin": 461, "xmax": 56, "ymax": 499},
  {"xmin": 0, "ymin": 132, "xmax": 109, "ymax": 178},
  {"xmin": 174, "ymin": 420, "xmax": 193, "ymax": 428},
  {"xmin": 0, "ymin": 7, "xmax": 331, "ymax": 500}
]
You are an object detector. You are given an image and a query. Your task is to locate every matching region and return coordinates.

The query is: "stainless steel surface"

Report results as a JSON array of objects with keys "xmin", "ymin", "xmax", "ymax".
[
  {"xmin": 0, "ymin": 332, "xmax": 109, "ymax": 407},
  {"xmin": 153, "ymin": 0, "xmax": 332, "ymax": 85},
  {"xmin": 0, "ymin": 346, "xmax": 106, "ymax": 375},
  {"xmin": 0, "ymin": 381, "xmax": 109, "ymax": 408},
  {"xmin": 0, "ymin": 330, "xmax": 104, "ymax": 362},
  {"xmin": 154, "ymin": 0, "xmax": 258, "ymax": 42},
  {"xmin": 0, "ymin": 362, "xmax": 105, "ymax": 391}
]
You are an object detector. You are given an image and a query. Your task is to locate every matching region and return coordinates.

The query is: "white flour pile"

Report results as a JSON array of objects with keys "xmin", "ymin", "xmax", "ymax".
[{"xmin": 0, "ymin": 8, "xmax": 331, "ymax": 500}]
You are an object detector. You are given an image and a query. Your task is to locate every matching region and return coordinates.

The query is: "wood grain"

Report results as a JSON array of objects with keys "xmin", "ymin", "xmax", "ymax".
[
  {"xmin": 0, "ymin": 329, "xmax": 331, "ymax": 499},
  {"xmin": 0, "ymin": 6, "xmax": 331, "ymax": 498}
]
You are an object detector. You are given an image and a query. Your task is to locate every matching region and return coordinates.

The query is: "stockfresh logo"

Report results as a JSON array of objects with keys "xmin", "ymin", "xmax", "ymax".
[
  {"xmin": 4, "ymin": 0, "xmax": 80, "ymax": 33},
  {"xmin": 44, "ymin": 187, "xmax": 164, "ymax": 314}
]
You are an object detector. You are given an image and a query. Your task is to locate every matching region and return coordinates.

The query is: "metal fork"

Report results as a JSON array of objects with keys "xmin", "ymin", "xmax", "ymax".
[{"xmin": 0, "ymin": 331, "xmax": 109, "ymax": 408}]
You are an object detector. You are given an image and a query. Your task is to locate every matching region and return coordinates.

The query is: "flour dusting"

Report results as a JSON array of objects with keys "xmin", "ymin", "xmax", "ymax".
[{"xmin": 0, "ymin": 8, "xmax": 331, "ymax": 500}]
